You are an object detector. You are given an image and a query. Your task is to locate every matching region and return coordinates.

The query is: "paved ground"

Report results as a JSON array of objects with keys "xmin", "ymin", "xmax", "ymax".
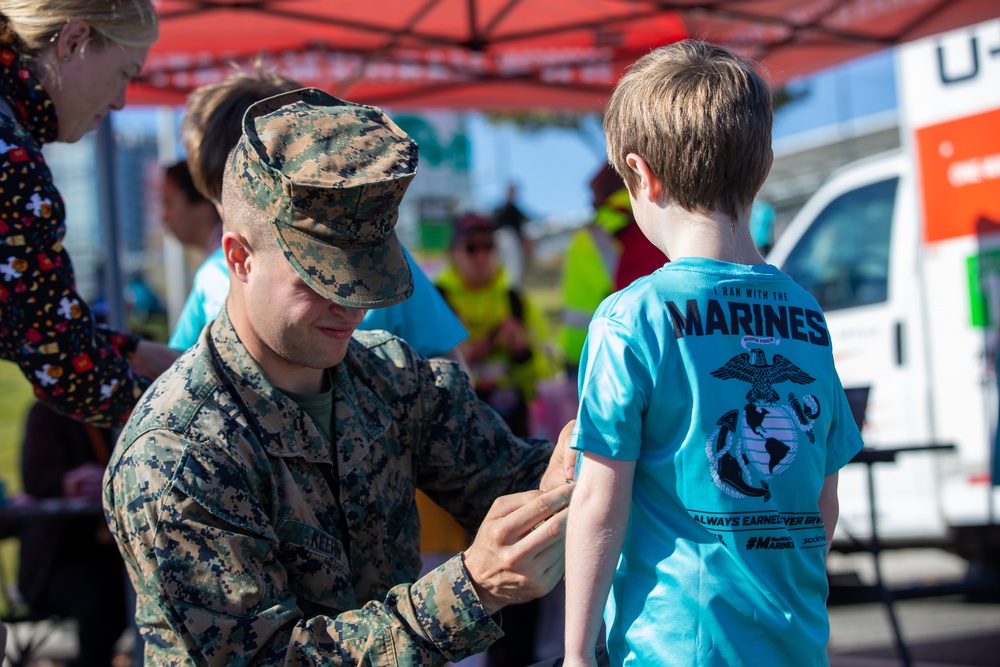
[
  {"xmin": 828, "ymin": 550, "xmax": 1000, "ymax": 667},
  {"xmin": 828, "ymin": 597, "xmax": 1000, "ymax": 666}
]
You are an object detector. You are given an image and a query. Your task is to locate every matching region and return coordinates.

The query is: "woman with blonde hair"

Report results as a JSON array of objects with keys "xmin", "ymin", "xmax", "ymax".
[{"xmin": 0, "ymin": 0, "xmax": 178, "ymax": 427}]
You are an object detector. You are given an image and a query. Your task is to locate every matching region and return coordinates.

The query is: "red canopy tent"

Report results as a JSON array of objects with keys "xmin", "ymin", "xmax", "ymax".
[{"xmin": 131, "ymin": 0, "xmax": 1000, "ymax": 110}]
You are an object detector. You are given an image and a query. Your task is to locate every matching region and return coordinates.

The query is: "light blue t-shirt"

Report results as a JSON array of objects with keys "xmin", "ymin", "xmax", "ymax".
[
  {"xmin": 168, "ymin": 247, "xmax": 229, "ymax": 351},
  {"xmin": 168, "ymin": 245, "xmax": 468, "ymax": 358},
  {"xmin": 572, "ymin": 257, "xmax": 863, "ymax": 667}
]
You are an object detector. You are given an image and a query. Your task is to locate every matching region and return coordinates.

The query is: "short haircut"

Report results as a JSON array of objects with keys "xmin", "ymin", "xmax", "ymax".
[
  {"xmin": 220, "ymin": 147, "xmax": 274, "ymax": 253},
  {"xmin": 603, "ymin": 39, "xmax": 773, "ymax": 220},
  {"xmin": 181, "ymin": 66, "xmax": 301, "ymax": 203},
  {"xmin": 164, "ymin": 160, "xmax": 209, "ymax": 205}
]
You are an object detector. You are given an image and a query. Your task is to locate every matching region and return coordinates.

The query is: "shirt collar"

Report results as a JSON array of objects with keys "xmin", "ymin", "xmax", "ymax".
[{"xmin": 209, "ymin": 305, "xmax": 391, "ymax": 469}]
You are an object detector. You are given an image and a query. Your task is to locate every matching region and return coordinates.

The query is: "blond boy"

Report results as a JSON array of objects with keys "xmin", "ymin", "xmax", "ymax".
[{"xmin": 564, "ymin": 40, "xmax": 863, "ymax": 667}]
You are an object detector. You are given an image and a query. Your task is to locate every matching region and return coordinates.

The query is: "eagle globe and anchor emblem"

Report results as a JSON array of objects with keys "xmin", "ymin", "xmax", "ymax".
[{"xmin": 706, "ymin": 340, "xmax": 821, "ymax": 502}]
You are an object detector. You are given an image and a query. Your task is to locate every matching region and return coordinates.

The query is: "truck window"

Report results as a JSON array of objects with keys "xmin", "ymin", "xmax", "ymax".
[{"xmin": 780, "ymin": 177, "xmax": 898, "ymax": 312}]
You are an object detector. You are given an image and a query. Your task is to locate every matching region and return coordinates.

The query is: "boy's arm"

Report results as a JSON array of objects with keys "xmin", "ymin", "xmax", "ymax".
[
  {"xmin": 564, "ymin": 451, "xmax": 636, "ymax": 667},
  {"xmin": 818, "ymin": 472, "xmax": 840, "ymax": 552}
]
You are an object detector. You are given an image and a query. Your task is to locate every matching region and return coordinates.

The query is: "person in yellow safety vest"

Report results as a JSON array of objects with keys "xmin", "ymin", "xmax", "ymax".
[
  {"xmin": 435, "ymin": 212, "xmax": 556, "ymax": 667},
  {"xmin": 559, "ymin": 163, "xmax": 668, "ymax": 373},
  {"xmin": 436, "ymin": 212, "xmax": 554, "ymax": 438}
]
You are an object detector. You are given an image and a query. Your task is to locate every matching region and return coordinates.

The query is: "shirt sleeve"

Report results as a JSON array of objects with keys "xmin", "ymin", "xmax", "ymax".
[
  {"xmin": 359, "ymin": 245, "xmax": 468, "ymax": 358},
  {"xmin": 166, "ymin": 288, "xmax": 206, "ymax": 351},
  {"xmin": 0, "ymin": 124, "xmax": 149, "ymax": 427},
  {"xmin": 105, "ymin": 429, "xmax": 502, "ymax": 666},
  {"xmin": 572, "ymin": 313, "xmax": 651, "ymax": 461},
  {"xmin": 410, "ymin": 351, "xmax": 554, "ymax": 535}
]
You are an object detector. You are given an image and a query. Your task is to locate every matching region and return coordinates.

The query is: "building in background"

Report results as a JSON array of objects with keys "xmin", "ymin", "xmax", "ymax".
[
  {"xmin": 760, "ymin": 49, "xmax": 900, "ymax": 238},
  {"xmin": 43, "ymin": 125, "xmax": 167, "ymax": 339}
]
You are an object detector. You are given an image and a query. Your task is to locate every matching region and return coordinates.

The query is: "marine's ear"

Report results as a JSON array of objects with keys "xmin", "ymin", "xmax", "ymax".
[{"xmin": 222, "ymin": 231, "xmax": 252, "ymax": 283}]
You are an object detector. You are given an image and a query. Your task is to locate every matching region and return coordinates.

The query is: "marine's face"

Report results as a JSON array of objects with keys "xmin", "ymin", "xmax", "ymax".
[{"xmin": 243, "ymin": 245, "xmax": 367, "ymax": 391}]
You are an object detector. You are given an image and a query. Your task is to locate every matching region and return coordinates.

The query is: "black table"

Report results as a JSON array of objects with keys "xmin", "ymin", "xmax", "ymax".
[
  {"xmin": 0, "ymin": 496, "xmax": 105, "ymax": 667},
  {"xmin": 0, "ymin": 496, "xmax": 104, "ymax": 538},
  {"xmin": 846, "ymin": 443, "xmax": 957, "ymax": 667}
]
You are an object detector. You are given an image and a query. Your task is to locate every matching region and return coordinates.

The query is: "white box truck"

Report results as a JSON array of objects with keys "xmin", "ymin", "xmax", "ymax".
[{"xmin": 766, "ymin": 18, "xmax": 1000, "ymax": 565}]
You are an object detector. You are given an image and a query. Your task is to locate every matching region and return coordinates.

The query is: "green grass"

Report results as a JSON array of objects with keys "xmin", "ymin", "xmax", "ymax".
[
  {"xmin": 0, "ymin": 360, "xmax": 34, "ymax": 497},
  {"xmin": 0, "ymin": 361, "xmax": 39, "ymax": 614}
]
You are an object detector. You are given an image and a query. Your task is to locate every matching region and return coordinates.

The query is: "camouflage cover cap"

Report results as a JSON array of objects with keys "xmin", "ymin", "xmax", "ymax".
[{"xmin": 232, "ymin": 87, "xmax": 416, "ymax": 307}]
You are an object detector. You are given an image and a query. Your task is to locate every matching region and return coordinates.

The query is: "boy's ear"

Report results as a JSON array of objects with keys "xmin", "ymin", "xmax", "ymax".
[
  {"xmin": 625, "ymin": 153, "xmax": 663, "ymax": 203},
  {"xmin": 223, "ymin": 232, "xmax": 252, "ymax": 283}
]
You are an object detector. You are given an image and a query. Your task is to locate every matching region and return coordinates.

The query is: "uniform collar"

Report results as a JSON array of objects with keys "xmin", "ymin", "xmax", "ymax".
[
  {"xmin": 209, "ymin": 306, "xmax": 392, "ymax": 469},
  {"xmin": 0, "ymin": 49, "xmax": 59, "ymax": 144}
]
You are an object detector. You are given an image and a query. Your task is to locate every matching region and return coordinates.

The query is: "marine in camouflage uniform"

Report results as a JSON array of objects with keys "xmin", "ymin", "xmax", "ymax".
[{"xmin": 104, "ymin": 89, "xmax": 565, "ymax": 665}]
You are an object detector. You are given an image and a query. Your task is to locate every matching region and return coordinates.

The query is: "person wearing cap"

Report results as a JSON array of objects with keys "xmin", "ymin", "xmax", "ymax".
[
  {"xmin": 104, "ymin": 87, "xmax": 574, "ymax": 666},
  {"xmin": 558, "ymin": 163, "xmax": 667, "ymax": 375},
  {"xmin": 168, "ymin": 68, "xmax": 470, "ymax": 361}
]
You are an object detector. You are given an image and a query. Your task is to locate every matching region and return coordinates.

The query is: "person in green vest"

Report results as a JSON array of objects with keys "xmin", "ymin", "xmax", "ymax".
[
  {"xmin": 559, "ymin": 164, "xmax": 668, "ymax": 375},
  {"xmin": 435, "ymin": 212, "xmax": 558, "ymax": 667},
  {"xmin": 436, "ymin": 212, "xmax": 554, "ymax": 439}
]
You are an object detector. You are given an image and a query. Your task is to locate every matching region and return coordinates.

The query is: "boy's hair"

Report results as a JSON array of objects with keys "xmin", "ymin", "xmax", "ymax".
[
  {"xmin": 181, "ymin": 66, "xmax": 301, "ymax": 203},
  {"xmin": 221, "ymin": 155, "xmax": 274, "ymax": 254},
  {"xmin": 603, "ymin": 39, "xmax": 773, "ymax": 220}
]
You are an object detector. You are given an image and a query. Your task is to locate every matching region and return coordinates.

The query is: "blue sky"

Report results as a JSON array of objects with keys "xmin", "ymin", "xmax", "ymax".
[{"xmin": 115, "ymin": 48, "xmax": 897, "ymax": 222}]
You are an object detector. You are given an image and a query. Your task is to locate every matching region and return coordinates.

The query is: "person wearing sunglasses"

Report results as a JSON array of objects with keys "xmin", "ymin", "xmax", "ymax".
[
  {"xmin": 435, "ymin": 212, "xmax": 558, "ymax": 667},
  {"xmin": 436, "ymin": 213, "xmax": 554, "ymax": 439}
]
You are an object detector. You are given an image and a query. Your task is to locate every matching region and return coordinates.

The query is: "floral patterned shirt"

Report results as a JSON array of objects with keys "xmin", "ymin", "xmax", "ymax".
[{"xmin": 0, "ymin": 48, "xmax": 149, "ymax": 427}]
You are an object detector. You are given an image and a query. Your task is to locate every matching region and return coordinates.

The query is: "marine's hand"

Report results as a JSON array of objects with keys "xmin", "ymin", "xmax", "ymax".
[
  {"xmin": 540, "ymin": 419, "xmax": 576, "ymax": 492},
  {"xmin": 462, "ymin": 484, "xmax": 572, "ymax": 616}
]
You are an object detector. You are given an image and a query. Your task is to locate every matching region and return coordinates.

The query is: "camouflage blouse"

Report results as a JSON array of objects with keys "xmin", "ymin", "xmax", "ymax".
[
  {"xmin": 0, "ymin": 48, "xmax": 147, "ymax": 427},
  {"xmin": 104, "ymin": 307, "xmax": 553, "ymax": 665}
]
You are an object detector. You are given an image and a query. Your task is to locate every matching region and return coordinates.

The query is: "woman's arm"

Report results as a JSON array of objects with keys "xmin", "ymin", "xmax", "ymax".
[
  {"xmin": 132, "ymin": 339, "xmax": 181, "ymax": 378},
  {"xmin": 564, "ymin": 451, "xmax": 636, "ymax": 667},
  {"xmin": 0, "ymin": 123, "xmax": 166, "ymax": 426}
]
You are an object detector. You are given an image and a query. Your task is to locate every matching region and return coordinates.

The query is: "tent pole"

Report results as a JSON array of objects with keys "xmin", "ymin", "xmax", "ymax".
[{"xmin": 96, "ymin": 115, "xmax": 127, "ymax": 331}]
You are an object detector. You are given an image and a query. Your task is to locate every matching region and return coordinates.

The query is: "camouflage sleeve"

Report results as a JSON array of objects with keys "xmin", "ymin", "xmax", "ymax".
[
  {"xmin": 105, "ymin": 428, "xmax": 501, "ymax": 666},
  {"xmin": 412, "ymin": 354, "xmax": 554, "ymax": 535}
]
